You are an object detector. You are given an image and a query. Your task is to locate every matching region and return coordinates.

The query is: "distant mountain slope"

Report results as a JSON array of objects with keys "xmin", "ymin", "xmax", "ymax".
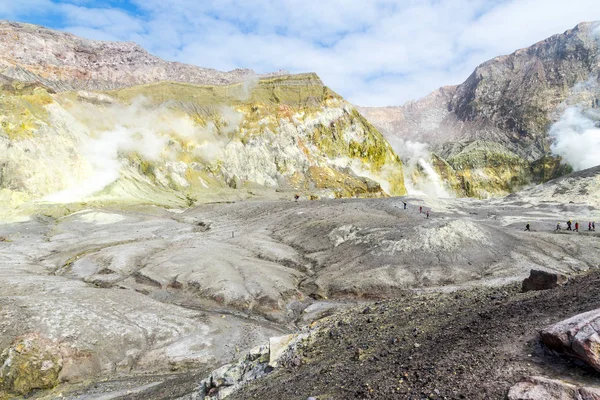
[
  {"xmin": 359, "ymin": 21, "xmax": 600, "ymax": 198},
  {"xmin": 0, "ymin": 21, "xmax": 283, "ymax": 92}
]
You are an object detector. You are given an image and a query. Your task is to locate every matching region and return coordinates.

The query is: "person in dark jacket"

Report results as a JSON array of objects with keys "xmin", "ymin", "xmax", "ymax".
[{"xmin": 525, "ymin": 223, "xmax": 530, "ymax": 231}]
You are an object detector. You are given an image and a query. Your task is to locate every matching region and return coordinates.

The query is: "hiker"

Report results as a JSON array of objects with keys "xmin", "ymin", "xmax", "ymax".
[
  {"xmin": 402, "ymin": 201, "xmax": 407, "ymax": 210},
  {"xmin": 294, "ymin": 194, "xmax": 299, "ymax": 202},
  {"xmin": 419, "ymin": 206, "xmax": 423, "ymax": 214},
  {"xmin": 590, "ymin": 222, "xmax": 593, "ymax": 231},
  {"xmin": 567, "ymin": 220, "xmax": 572, "ymax": 231},
  {"xmin": 426, "ymin": 210, "xmax": 430, "ymax": 219},
  {"xmin": 555, "ymin": 222, "xmax": 561, "ymax": 231},
  {"xmin": 525, "ymin": 223, "xmax": 530, "ymax": 231},
  {"xmin": 575, "ymin": 221, "xmax": 579, "ymax": 232}
]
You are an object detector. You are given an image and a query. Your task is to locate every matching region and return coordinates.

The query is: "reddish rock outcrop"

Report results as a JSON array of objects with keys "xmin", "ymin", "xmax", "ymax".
[{"xmin": 541, "ymin": 309, "xmax": 600, "ymax": 371}]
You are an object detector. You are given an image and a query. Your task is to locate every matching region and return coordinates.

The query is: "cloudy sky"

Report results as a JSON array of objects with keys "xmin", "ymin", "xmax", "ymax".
[{"xmin": 1, "ymin": 0, "xmax": 600, "ymax": 106}]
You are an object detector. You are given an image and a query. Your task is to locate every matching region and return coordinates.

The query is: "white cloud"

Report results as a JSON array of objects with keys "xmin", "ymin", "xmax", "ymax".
[
  {"xmin": 2, "ymin": 0, "xmax": 600, "ymax": 106},
  {"xmin": 0, "ymin": 0, "xmax": 52, "ymax": 16}
]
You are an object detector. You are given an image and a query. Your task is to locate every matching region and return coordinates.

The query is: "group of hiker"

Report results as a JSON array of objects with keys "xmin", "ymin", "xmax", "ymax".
[
  {"xmin": 525, "ymin": 220, "xmax": 597, "ymax": 232},
  {"xmin": 554, "ymin": 220, "xmax": 596, "ymax": 232}
]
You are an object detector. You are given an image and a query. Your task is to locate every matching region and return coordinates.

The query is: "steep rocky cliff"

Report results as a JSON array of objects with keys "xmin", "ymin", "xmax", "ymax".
[
  {"xmin": 360, "ymin": 21, "xmax": 600, "ymax": 197},
  {"xmin": 0, "ymin": 22, "xmax": 405, "ymax": 212},
  {"xmin": 0, "ymin": 73, "xmax": 405, "ymax": 212}
]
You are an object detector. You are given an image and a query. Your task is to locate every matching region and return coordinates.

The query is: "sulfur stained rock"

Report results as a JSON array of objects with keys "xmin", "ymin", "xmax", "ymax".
[{"xmin": 0, "ymin": 333, "xmax": 63, "ymax": 395}]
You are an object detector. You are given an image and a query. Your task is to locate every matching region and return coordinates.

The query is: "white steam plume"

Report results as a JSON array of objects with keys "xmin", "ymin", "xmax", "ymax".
[
  {"xmin": 549, "ymin": 107, "xmax": 600, "ymax": 171},
  {"xmin": 238, "ymin": 75, "xmax": 260, "ymax": 101},
  {"xmin": 45, "ymin": 97, "xmax": 242, "ymax": 203},
  {"xmin": 387, "ymin": 138, "xmax": 452, "ymax": 197}
]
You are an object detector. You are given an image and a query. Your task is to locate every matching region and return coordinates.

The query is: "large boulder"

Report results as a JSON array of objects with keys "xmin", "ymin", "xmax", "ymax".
[
  {"xmin": 541, "ymin": 309, "xmax": 600, "ymax": 371},
  {"xmin": 508, "ymin": 376, "xmax": 600, "ymax": 400},
  {"xmin": 522, "ymin": 269, "xmax": 568, "ymax": 292}
]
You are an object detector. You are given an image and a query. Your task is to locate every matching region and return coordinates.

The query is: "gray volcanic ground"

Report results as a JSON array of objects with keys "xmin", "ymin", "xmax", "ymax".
[{"xmin": 1, "ymin": 168, "xmax": 599, "ymax": 399}]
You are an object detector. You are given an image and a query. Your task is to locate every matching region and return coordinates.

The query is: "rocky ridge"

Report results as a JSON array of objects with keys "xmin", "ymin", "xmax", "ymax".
[
  {"xmin": 0, "ymin": 21, "xmax": 283, "ymax": 92},
  {"xmin": 360, "ymin": 21, "xmax": 600, "ymax": 197},
  {"xmin": 0, "ymin": 73, "xmax": 406, "ymax": 214},
  {"xmin": 0, "ymin": 22, "xmax": 406, "ymax": 212}
]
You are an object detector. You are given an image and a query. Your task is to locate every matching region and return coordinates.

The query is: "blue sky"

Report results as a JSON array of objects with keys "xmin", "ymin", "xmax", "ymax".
[{"xmin": 1, "ymin": 0, "xmax": 600, "ymax": 106}]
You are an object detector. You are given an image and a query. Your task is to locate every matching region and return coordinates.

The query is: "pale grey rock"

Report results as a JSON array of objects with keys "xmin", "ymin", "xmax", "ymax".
[
  {"xmin": 268, "ymin": 334, "xmax": 296, "ymax": 368},
  {"xmin": 507, "ymin": 376, "xmax": 580, "ymax": 400},
  {"xmin": 507, "ymin": 166, "xmax": 600, "ymax": 208},
  {"xmin": 198, "ymin": 331, "xmax": 308, "ymax": 399}
]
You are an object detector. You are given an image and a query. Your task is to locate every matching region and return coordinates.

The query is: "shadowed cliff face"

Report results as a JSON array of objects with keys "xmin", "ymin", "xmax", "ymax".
[
  {"xmin": 360, "ymin": 21, "xmax": 600, "ymax": 198},
  {"xmin": 0, "ymin": 73, "xmax": 405, "ymax": 213}
]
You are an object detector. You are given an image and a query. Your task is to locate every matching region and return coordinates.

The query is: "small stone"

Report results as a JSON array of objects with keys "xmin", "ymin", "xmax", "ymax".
[{"xmin": 353, "ymin": 348, "xmax": 365, "ymax": 361}]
